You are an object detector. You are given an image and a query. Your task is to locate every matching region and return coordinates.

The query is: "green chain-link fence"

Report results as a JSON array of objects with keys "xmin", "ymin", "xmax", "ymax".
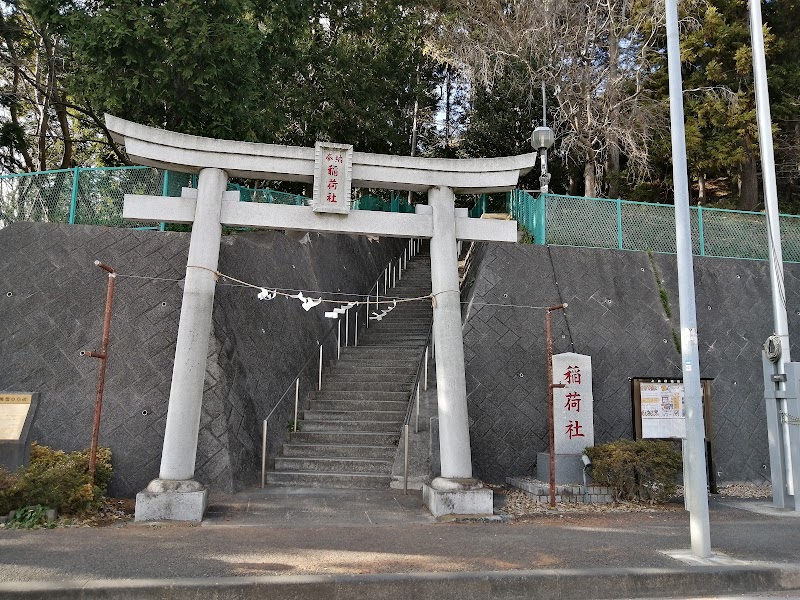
[
  {"xmin": 509, "ymin": 190, "xmax": 800, "ymax": 262},
  {"xmin": 0, "ymin": 167, "xmax": 432, "ymax": 230},
  {"xmin": 0, "ymin": 167, "xmax": 194, "ymax": 230}
]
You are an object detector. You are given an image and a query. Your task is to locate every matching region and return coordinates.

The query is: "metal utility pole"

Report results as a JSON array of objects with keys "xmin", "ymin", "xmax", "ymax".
[
  {"xmin": 749, "ymin": 0, "xmax": 800, "ymax": 509},
  {"xmin": 545, "ymin": 303, "xmax": 567, "ymax": 507},
  {"xmin": 665, "ymin": 0, "xmax": 712, "ymax": 558}
]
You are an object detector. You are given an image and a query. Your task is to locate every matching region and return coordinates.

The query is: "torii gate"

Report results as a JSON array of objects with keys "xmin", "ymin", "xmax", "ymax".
[{"xmin": 105, "ymin": 115, "xmax": 535, "ymax": 521}]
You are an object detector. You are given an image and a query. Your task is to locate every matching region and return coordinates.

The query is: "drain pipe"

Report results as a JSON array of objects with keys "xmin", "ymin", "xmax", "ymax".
[{"xmin": 80, "ymin": 260, "xmax": 116, "ymax": 480}]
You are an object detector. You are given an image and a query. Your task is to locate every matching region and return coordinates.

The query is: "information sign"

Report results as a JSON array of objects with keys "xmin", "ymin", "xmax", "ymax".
[
  {"xmin": 640, "ymin": 382, "xmax": 686, "ymax": 439},
  {"xmin": 0, "ymin": 393, "xmax": 33, "ymax": 441}
]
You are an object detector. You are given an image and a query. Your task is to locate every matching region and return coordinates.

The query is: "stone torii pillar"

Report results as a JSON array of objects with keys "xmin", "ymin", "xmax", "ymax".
[{"xmin": 105, "ymin": 115, "xmax": 535, "ymax": 520}]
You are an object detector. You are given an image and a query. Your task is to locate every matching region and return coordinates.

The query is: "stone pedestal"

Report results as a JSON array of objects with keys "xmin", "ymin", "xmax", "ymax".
[
  {"xmin": 135, "ymin": 479, "xmax": 208, "ymax": 522},
  {"xmin": 536, "ymin": 452, "xmax": 589, "ymax": 484},
  {"xmin": 423, "ymin": 477, "xmax": 493, "ymax": 517}
]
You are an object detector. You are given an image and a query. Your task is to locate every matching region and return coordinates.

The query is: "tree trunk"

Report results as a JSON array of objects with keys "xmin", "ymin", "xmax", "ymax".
[
  {"xmin": 607, "ymin": 145, "xmax": 620, "ymax": 198},
  {"xmin": 606, "ymin": 30, "xmax": 620, "ymax": 198},
  {"xmin": 569, "ymin": 174, "xmax": 579, "ymax": 196},
  {"xmin": 444, "ymin": 66, "xmax": 452, "ymax": 150},
  {"xmin": 698, "ymin": 173, "xmax": 706, "ymax": 205},
  {"xmin": 584, "ymin": 160, "xmax": 597, "ymax": 198},
  {"xmin": 738, "ymin": 136, "xmax": 759, "ymax": 211}
]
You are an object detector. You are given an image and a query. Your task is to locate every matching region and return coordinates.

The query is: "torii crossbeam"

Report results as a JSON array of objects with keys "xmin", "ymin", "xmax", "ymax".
[{"xmin": 105, "ymin": 115, "xmax": 535, "ymax": 521}]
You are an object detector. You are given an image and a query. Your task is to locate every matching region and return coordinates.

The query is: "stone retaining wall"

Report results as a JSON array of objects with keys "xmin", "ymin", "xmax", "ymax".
[
  {"xmin": 0, "ymin": 223, "xmax": 402, "ymax": 496},
  {"xmin": 463, "ymin": 243, "xmax": 799, "ymax": 485}
]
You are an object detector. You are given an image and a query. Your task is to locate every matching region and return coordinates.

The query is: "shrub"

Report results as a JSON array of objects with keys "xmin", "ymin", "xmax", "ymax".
[
  {"xmin": 0, "ymin": 443, "xmax": 112, "ymax": 516},
  {"xmin": 585, "ymin": 439, "xmax": 682, "ymax": 504}
]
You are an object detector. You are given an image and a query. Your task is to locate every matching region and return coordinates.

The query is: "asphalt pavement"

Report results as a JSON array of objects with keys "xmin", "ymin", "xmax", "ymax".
[{"xmin": 1, "ymin": 486, "xmax": 799, "ymax": 599}]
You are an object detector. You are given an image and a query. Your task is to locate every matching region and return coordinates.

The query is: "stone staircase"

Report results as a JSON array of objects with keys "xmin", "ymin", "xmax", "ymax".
[{"xmin": 267, "ymin": 253, "xmax": 432, "ymax": 488}]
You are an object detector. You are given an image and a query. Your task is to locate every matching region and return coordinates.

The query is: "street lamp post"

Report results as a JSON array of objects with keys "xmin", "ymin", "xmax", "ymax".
[{"xmin": 532, "ymin": 126, "xmax": 555, "ymax": 193}]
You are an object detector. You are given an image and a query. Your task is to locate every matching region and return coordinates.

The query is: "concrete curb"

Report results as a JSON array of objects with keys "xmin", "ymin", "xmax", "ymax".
[{"xmin": 3, "ymin": 565, "xmax": 800, "ymax": 600}]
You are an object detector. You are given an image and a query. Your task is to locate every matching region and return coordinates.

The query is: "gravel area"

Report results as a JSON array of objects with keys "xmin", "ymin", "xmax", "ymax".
[
  {"xmin": 497, "ymin": 481, "xmax": 775, "ymax": 518},
  {"xmin": 714, "ymin": 483, "xmax": 773, "ymax": 499}
]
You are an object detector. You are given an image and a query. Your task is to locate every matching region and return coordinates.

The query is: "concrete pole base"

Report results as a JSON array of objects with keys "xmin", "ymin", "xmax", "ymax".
[
  {"xmin": 423, "ymin": 477, "xmax": 493, "ymax": 517},
  {"xmin": 135, "ymin": 479, "xmax": 208, "ymax": 522}
]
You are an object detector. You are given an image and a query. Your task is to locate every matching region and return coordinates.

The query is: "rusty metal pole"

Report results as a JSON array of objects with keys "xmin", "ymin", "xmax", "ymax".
[
  {"xmin": 81, "ymin": 260, "xmax": 116, "ymax": 480},
  {"xmin": 545, "ymin": 303, "xmax": 567, "ymax": 507}
]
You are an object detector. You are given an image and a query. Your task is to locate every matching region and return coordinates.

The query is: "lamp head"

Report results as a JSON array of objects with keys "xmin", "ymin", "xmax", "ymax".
[{"xmin": 531, "ymin": 126, "xmax": 555, "ymax": 151}]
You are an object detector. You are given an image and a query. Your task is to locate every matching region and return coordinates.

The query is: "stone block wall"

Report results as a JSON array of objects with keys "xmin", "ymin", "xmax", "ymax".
[
  {"xmin": 0, "ymin": 223, "xmax": 402, "ymax": 496},
  {"xmin": 462, "ymin": 243, "xmax": 800, "ymax": 484}
]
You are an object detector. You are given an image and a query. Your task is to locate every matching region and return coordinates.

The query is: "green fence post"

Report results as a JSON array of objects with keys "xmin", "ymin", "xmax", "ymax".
[
  {"xmin": 697, "ymin": 206, "xmax": 705, "ymax": 256},
  {"xmin": 159, "ymin": 170, "xmax": 169, "ymax": 231},
  {"xmin": 534, "ymin": 193, "xmax": 547, "ymax": 245},
  {"xmin": 68, "ymin": 167, "xmax": 80, "ymax": 224},
  {"xmin": 616, "ymin": 197, "xmax": 623, "ymax": 250}
]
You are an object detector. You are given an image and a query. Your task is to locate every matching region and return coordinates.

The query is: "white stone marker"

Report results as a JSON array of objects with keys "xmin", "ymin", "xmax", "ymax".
[
  {"xmin": 552, "ymin": 352, "xmax": 594, "ymax": 453},
  {"xmin": 538, "ymin": 352, "xmax": 594, "ymax": 484}
]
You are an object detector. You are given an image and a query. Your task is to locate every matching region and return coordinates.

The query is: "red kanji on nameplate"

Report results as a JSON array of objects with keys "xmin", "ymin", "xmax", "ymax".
[{"xmin": 313, "ymin": 141, "xmax": 353, "ymax": 214}]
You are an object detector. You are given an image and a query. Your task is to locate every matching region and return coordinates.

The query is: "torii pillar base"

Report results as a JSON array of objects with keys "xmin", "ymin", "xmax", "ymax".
[
  {"xmin": 135, "ymin": 479, "xmax": 207, "ymax": 522},
  {"xmin": 423, "ymin": 477, "xmax": 493, "ymax": 517}
]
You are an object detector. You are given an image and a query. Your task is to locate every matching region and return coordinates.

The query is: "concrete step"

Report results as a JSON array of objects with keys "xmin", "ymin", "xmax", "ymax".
[
  {"xmin": 281, "ymin": 443, "xmax": 396, "ymax": 459},
  {"xmin": 301, "ymin": 419, "xmax": 401, "ymax": 433},
  {"xmin": 365, "ymin": 325, "xmax": 430, "ymax": 332},
  {"xmin": 310, "ymin": 399, "xmax": 408, "ymax": 412},
  {"xmin": 274, "ymin": 456, "xmax": 393, "ymax": 474},
  {"xmin": 327, "ymin": 365, "xmax": 415, "ymax": 376},
  {"xmin": 303, "ymin": 409, "xmax": 405, "ymax": 422},
  {"xmin": 333, "ymin": 360, "xmax": 418, "ymax": 371},
  {"xmin": 322, "ymin": 372, "xmax": 414, "ymax": 383},
  {"xmin": 289, "ymin": 431, "xmax": 400, "ymax": 445},
  {"xmin": 357, "ymin": 334, "xmax": 429, "ymax": 343},
  {"xmin": 320, "ymin": 380, "xmax": 410, "ymax": 392},
  {"xmin": 357, "ymin": 339, "xmax": 427, "ymax": 347},
  {"xmin": 312, "ymin": 390, "xmax": 409, "ymax": 402},
  {"xmin": 339, "ymin": 347, "xmax": 421, "ymax": 359},
  {"xmin": 266, "ymin": 471, "xmax": 391, "ymax": 489}
]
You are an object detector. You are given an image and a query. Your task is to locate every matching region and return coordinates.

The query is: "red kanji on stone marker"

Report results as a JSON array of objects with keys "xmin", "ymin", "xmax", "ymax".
[
  {"xmin": 326, "ymin": 192, "xmax": 337, "ymax": 203},
  {"xmin": 564, "ymin": 392, "xmax": 581, "ymax": 412},
  {"xmin": 563, "ymin": 365, "xmax": 581, "ymax": 385},
  {"xmin": 327, "ymin": 179, "xmax": 338, "ymax": 190},
  {"xmin": 566, "ymin": 420, "xmax": 584, "ymax": 439},
  {"xmin": 328, "ymin": 165, "xmax": 339, "ymax": 176}
]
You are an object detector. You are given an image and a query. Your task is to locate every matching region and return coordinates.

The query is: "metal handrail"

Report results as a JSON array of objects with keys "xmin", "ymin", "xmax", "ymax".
[
  {"xmin": 402, "ymin": 315, "xmax": 434, "ymax": 494},
  {"xmin": 260, "ymin": 237, "xmax": 422, "ymax": 487},
  {"xmin": 260, "ymin": 319, "xmax": 338, "ymax": 487}
]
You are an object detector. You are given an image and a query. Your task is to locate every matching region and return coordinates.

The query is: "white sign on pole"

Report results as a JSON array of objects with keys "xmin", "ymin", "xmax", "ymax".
[
  {"xmin": 552, "ymin": 352, "xmax": 594, "ymax": 454},
  {"xmin": 640, "ymin": 381, "xmax": 686, "ymax": 439},
  {"xmin": 312, "ymin": 142, "xmax": 353, "ymax": 214}
]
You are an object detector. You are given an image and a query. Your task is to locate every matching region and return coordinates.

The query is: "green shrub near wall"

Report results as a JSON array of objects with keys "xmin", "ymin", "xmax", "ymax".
[
  {"xmin": 0, "ymin": 443, "xmax": 112, "ymax": 516},
  {"xmin": 585, "ymin": 439, "xmax": 682, "ymax": 503}
]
